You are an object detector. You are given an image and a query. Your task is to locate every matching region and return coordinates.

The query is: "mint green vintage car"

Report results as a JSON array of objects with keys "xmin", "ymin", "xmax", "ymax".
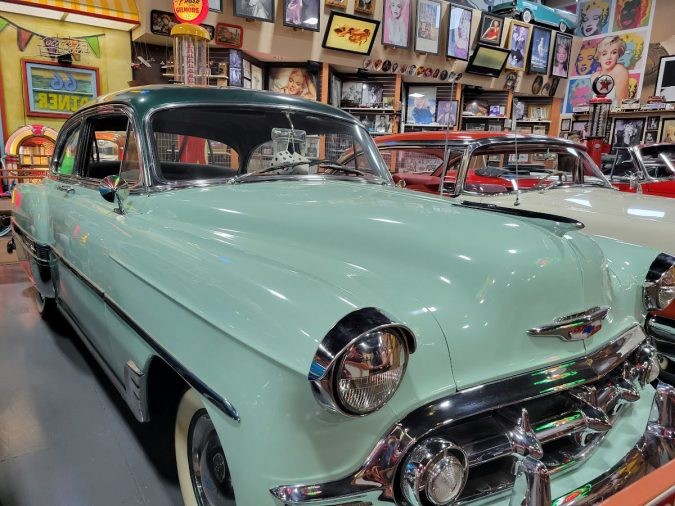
[{"xmin": 10, "ymin": 86, "xmax": 675, "ymax": 506}]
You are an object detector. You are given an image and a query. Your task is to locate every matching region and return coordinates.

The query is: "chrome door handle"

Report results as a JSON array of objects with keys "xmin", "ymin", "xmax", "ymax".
[{"xmin": 57, "ymin": 185, "xmax": 74, "ymax": 194}]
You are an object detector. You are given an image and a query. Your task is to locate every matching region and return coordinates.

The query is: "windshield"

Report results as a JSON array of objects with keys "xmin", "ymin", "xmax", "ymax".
[
  {"xmin": 460, "ymin": 143, "xmax": 610, "ymax": 194},
  {"xmin": 150, "ymin": 106, "xmax": 391, "ymax": 184},
  {"xmin": 638, "ymin": 145, "xmax": 675, "ymax": 179}
]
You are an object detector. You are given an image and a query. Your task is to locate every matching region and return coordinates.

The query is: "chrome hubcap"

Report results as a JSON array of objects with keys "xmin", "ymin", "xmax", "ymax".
[{"xmin": 188, "ymin": 409, "xmax": 235, "ymax": 506}]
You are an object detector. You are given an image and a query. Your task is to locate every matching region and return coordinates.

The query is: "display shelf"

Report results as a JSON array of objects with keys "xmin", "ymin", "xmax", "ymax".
[
  {"xmin": 402, "ymin": 123, "xmax": 457, "ymax": 129},
  {"xmin": 342, "ymin": 107, "xmax": 396, "ymax": 113},
  {"xmin": 402, "ymin": 82, "xmax": 461, "ymax": 133}
]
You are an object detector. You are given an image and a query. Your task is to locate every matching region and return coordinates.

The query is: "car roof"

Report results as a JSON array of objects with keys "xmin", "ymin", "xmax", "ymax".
[
  {"xmin": 374, "ymin": 130, "xmax": 588, "ymax": 151},
  {"xmin": 82, "ymin": 85, "xmax": 356, "ymax": 122}
]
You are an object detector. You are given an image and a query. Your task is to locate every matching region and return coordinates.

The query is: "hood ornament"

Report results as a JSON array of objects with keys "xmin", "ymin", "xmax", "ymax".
[{"xmin": 527, "ymin": 306, "xmax": 610, "ymax": 341}]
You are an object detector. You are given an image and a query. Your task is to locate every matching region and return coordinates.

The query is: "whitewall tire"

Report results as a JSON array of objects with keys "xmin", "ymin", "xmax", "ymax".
[
  {"xmin": 522, "ymin": 9, "xmax": 533, "ymax": 23},
  {"xmin": 175, "ymin": 388, "xmax": 236, "ymax": 506}
]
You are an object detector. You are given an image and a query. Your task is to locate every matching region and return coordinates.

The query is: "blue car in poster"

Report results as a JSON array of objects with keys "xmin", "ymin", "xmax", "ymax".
[{"xmin": 490, "ymin": 0, "xmax": 578, "ymax": 33}]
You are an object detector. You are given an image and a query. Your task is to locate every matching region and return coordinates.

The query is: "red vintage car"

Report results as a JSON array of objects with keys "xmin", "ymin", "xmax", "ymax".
[{"xmin": 603, "ymin": 144, "xmax": 675, "ymax": 197}]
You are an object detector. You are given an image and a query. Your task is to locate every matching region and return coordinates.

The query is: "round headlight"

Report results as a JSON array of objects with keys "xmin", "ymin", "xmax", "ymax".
[
  {"xmin": 644, "ymin": 256, "xmax": 675, "ymax": 311},
  {"xmin": 335, "ymin": 329, "xmax": 408, "ymax": 415}
]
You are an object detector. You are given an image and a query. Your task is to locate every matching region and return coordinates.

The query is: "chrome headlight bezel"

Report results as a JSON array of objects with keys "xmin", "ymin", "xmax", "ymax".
[
  {"xmin": 309, "ymin": 307, "xmax": 416, "ymax": 417},
  {"xmin": 643, "ymin": 253, "xmax": 675, "ymax": 311}
]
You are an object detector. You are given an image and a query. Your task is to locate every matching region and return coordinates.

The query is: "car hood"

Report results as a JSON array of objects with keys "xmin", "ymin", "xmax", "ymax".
[
  {"xmin": 140, "ymin": 181, "xmax": 633, "ymax": 390},
  {"xmin": 468, "ymin": 186, "xmax": 675, "ymax": 254}
]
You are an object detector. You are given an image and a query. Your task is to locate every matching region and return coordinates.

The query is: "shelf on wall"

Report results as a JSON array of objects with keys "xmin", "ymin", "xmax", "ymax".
[
  {"xmin": 403, "ymin": 124, "xmax": 457, "ymax": 129},
  {"xmin": 342, "ymin": 108, "xmax": 397, "ymax": 113}
]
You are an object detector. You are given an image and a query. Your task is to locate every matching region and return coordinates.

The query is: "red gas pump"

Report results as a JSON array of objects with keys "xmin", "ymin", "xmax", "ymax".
[{"xmin": 585, "ymin": 75, "xmax": 614, "ymax": 167}]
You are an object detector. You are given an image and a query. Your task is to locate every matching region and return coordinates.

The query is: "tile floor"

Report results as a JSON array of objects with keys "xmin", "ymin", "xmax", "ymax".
[{"xmin": 0, "ymin": 263, "xmax": 182, "ymax": 506}]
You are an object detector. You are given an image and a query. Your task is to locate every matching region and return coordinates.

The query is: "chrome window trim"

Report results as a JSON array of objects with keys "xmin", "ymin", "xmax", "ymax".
[
  {"xmin": 49, "ymin": 246, "xmax": 240, "ymax": 423},
  {"xmin": 141, "ymin": 101, "xmax": 392, "ymax": 192},
  {"xmin": 273, "ymin": 325, "xmax": 648, "ymax": 503},
  {"xmin": 631, "ymin": 144, "xmax": 675, "ymax": 182},
  {"xmin": 308, "ymin": 307, "xmax": 416, "ymax": 417}
]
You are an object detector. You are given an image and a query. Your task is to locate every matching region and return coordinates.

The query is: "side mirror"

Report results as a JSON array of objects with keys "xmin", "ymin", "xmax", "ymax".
[{"xmin": 99, "ymin": 175, "xmax": 129, "ymax": 214}]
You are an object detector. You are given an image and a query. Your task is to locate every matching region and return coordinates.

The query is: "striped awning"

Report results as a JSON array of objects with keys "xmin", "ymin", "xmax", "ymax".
[{"xmin": 2, "ymin": 0, "xmax": 139, "ymax": 29}]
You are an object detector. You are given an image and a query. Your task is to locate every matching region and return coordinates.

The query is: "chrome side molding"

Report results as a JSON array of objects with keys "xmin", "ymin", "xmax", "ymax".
[{"xmin": 527, "ymin": 306, "xmax": 610, "ymax": 341}]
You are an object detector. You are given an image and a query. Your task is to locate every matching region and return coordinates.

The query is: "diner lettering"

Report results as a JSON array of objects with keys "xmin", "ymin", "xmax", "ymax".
[{"xmin": 35, "ymin": 92, "xmax": 89, "ymax": 112}]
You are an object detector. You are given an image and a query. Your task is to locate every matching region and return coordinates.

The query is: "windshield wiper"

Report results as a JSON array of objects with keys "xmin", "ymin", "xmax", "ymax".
[{"xmin": 229, "ymin": 159, "xmax": 366, "ymax": 184}]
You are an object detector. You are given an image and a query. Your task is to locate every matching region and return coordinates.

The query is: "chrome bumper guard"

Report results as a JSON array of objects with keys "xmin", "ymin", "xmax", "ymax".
[
  {"xmin": 648, "ymin": 317, "xmax": 675, "ymax": 385},
  {"xmin": 271, "ymin": 327, "xmax": 675, "ymax": 506}
]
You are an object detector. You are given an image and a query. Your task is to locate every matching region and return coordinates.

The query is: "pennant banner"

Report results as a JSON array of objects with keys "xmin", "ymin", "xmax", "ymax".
[
  {"xmin": 0, "ymin": 18, "xmax": 8, "ymax": 33},
  {"xmin": 17, "ymin": 28, "xmax": 34, "ymax": 52},
  {"xmin": 84, "ymin": 36, "xmax": 100, "ymax": 58}
]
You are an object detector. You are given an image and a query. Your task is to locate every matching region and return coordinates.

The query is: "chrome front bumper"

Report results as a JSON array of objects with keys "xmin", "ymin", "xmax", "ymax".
[{"xmin": 271, "ymin": 381, "xmax": 675, "ymax": 506}]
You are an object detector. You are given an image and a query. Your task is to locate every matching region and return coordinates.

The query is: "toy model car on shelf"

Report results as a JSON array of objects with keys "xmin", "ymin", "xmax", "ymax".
[
  {"xmin": 490, "ymin": 0, "xmax": 577, "ymax": 33},
  {"xmin": 11, "ymin": 87, "xmax": 675, "ymax": 505},
  {"xmin": 603, "ymin": 144, "xmax": 675, "ymax": 198}
]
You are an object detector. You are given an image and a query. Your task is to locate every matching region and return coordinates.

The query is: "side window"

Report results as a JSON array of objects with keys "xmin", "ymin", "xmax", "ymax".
[
  {"xmin": 55, "ymin": 127, "xmax": 81, "ymax": 176},
  {"xmin": 83, "ymin": 115, "xmax": 141, "ymax": 185}
]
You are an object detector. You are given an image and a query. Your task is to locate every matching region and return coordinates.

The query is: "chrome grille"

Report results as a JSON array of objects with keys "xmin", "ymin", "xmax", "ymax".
[{"xmin": 414, "ymin": 345, "xmax": 651, "ymax": 504}]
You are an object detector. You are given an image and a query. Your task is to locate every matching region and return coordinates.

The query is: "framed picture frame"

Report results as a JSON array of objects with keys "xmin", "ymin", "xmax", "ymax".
[
  {"xmin": 325, "ymin": 0, "xmax": 346, "ymax": 8},
  {"xmin": 215, "ymin": 23, "xmax": 243, "ymax": 48},
  {"xmin": 527, "ymin": 26, "xmax": 552, "ymax": 74},
  {"xmin": 550, "ymin": 32, "xmax": 572, "ymax": 79},
  {"xmin": 647, "ymin": 116, "xmax": 659, "ymax": 130},
  {"xmin": 446, "ymin": 4, "xmax": 472, "ymax": 61},
  {"xmin": 406, "ymin": 86, "xmax": 436, "ymax": 125},
  {"xmin": 660, "ymin": 118, "xmax": 675, "ymax": 143},
  {"xmin": 571, "ymin": 120, "xmax": 588, "ymax": 139},
  {"xmin": 644, "ymin": 130, "xmax": 657, "ymax": 144},
  {"xmin": 375, "ymin": 114, "xmax": 392, "ymax": 133},
  {"xmin": 533, "ymin": 125, "xmax": 547, "ymax": 135},
  {"xmin": 233, "ymin": 0, "xmax": 274, "ymax": 23},
  {"xmin": 381, "ymin": 0, "xmax": 411, "ymax": 49},
  {"xmin": 477, "ymin": 11, "xmax": 504, "ymax": 46},
  {"xmin": 436, "ymin": 100, "xmax": 458, "ymax": 126},
  {"xmin": 560, "ymin": 118, "xmax": 571, "ymax": 131},
  {"xmin": 465, "ymin": 44, "xmax": 510, "ymax": 78},
  {"xmin": 251, "ymin": 65, "xmax": 263, "ymax": 90},
  {"xmin": 322, "ymin": 12, "xmax": 380, "ymax": 55},
  {"xmin": 268, "ymin": 67, "xmax": 318, "ymax": 100},
  {"xmin": 612, "ymin": 118, "xmax": 645, "ymax": 148},
  {"xmin": 656, "ymin": 55, "xmax": 675, "ymax": 102},
  {"xmin": 414, "ymin": 0, "xmax": 442, "ymax": 55},
  {"xmin": 361, "ymin": 83, "xmax": 383, "ymax": 107},
  {"xmin": 243, "ymin": 60, "xmax": 252, "ymax": 80},
  {"xmin": 22, "ymin": 60, "xmax": 99, "ymax": 118},
  {"xmin": 505, "ymin": 20, "xmax": 531, "ymax": 71},
  {"xmin": 341, "ymin": 82, "xmax": 364, "ymax": 108},
  {"xmin": 330, "ymin": 74, "xmax": 342, "ymax": 107},
  {"xmin": 355, "ymin": 0, "xmax": 375, "ymax": 15},
  {"xmin": 283, "ymin": 0, "xmax": 320, "ymax": 31},
  {"xmin": 209, "ymin": 0, "xmax": 222, "ymax": 12}
]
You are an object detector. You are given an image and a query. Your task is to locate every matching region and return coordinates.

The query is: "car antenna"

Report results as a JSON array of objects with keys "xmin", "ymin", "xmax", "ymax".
[{"xmin": 512, "ymin": 98, "xmax": 521, "ymax": 206}]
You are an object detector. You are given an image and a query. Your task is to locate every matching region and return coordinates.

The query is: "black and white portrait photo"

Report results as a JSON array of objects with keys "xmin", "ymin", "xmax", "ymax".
[
  {"xmin": 361, "ymin": 83, "xmax": 383, "ymax": 107},
  {"xmin": 613, "ymin": 118, "xmax": 645, "ymax": 148},
  {"xmin": 375, "ymin": 114, "xmax": 391, "ymax": 133},
  {"xmin": 283, "ymin": 0, "xmax": 320, "ymax": 31},
  {"xmin": 234, "ymin": 0, "xmax": 275, "ymax": 22},
  {"xmin": 341, "ymin": 82, "xmax": 364, "ymax": 108}
]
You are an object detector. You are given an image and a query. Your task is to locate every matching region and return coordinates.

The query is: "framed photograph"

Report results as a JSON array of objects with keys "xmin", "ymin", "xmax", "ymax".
[
  {"xmin": 647, "ymin": 116, "xmax": 659, "ymax": 130},
  {"xmin": 463, "ymin": 99, "xmax": 488, "ymax": 116},
  {"xmin": 215, "ymin": 23, "xmax": 243, "ymax": 48},
  {"xmin": 661, "ymin": 118, "xmax": 675, "ymax": 143},
  {"xmin": 22, "ymin": 60, "xmax": 99, "ymax": 118},
  {"xmin": 446, "ymin": 4, "xmax": 472, "ymax": 61},
  {"xmin": 330, "ymin": 75, "xmax": 342, "ymax": 107},
  {"xmin": 229, "ymin": 67, "xmax": 242, "ymax": 88},
  {"xmin": 527, "ymin": 26, "xmax": 552, "ymax": 74},
  {"xmin": 233, "ymin": 0, "xmax": 274, "ymax": 23},
  {"xmin": 571, "ymin": 120, "xmax": 588, "ymax": 139},
  {"xmin": 406, "ymin": 86, "xmax": 436, "ymax": 125},
  {"xmin": 325, "ymin": 0, "xmax": 346, "ymax": 8},
  {"xmin": 283, "ymin": 0, "xmax": 320, "ymax": 31},
  {"xmin": 243, "ymin": 60, "xmax": 252, "ymax": 80},
  {"xmin": 613, "ymin": 118, "xmax": 645, "ymax": 148},
  {"xmin": 382, "ymin": 0, "xmax": 411, "ymax": 49},
  {"xmin": 251, "ymin": 65, "xmax": 263, "ymax": 90},
  {"xmin": 436, "ymin": 100, "xmax": 458, "ymax": 126},
  {"xmin": 561, "ymin": 118, "xmax": 571, "ymax": 131},
  {"xmin": 361, "ymin": 83, "xmax": 383, "ymax": 107},
  {"xmin": 341, "ymin": 82, "xmax": 364, "ymax": 108},
  {"xmin": 644, "ymin": 130, "xmax": 657, "ymax": 144},
  {"xmin": 375, "ymin": 114, "xmax": 392, "ymax": 133},
  {"xmin": 209, "ymin": 0, "xmax": 222, "ymax": 12},
  {"xmin": 477, "ymin": 12, "xmax": 504, "ymax": 46},
  {"xmin": 151, "ymin": 10, "xmax": 215, "ymax": 39},
  {"xmin": 488, "ymin": 105, "xmax": 500, "ymax": 117},
  {"xmin": 550, "ymin": 32, "xmax": 572, "ymax": 78},
  {"xmin": 355, "ymin": 0, "xmax": 375, "ymax": 15},
  {"xmin": 505, "ymin": 20, "xmax": 531, "ymax": 71},
  {"xmin": 414, "ymin": 0, "xmax": 442, "ymax": 55},
  {"xmin": 322, "ymin": 12, "xmax": 380, "ymax": 55},
  {"xmin": 533, "ymin": 125, "xmax": 547, "ymax": 135},
  {"xmin": 268, "ymin": 67, "xmax": 318, "ymax": 100},
  {"xmin": 656, "ymin": 55, "xmax": 675, "ymax": 102}
]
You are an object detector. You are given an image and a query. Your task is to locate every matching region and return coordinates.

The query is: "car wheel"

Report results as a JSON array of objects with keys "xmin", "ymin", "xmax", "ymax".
[
  {"xmin": 522, "ymin": 9, "xmax": 533, "ymax": 23},
  {"xmin": 175, "ymin": 388, "xmax": 236, "ymax": 506},
  {"xmin": 34, "ymin": 288, "xmax": 57, "ymax": 320},
  {"xmin": 559, "ymin": 21, "xmax": 567, "ymax": 32}
]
